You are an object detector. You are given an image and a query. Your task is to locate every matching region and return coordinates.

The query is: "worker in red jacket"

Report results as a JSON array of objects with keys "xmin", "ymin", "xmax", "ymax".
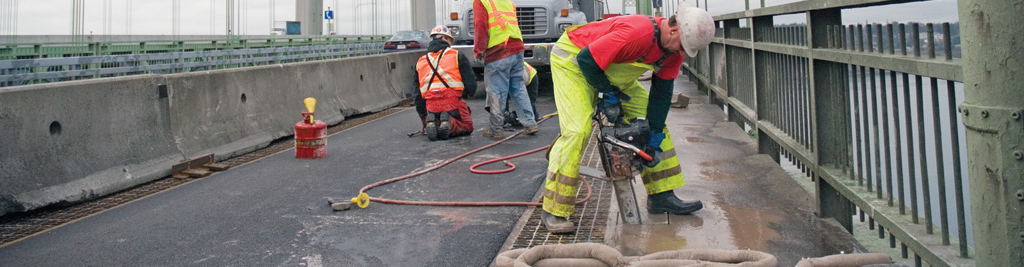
[
  {"xmin": 414, "ymin": 25, "xmax": 478, "ymax": 141},
  {"xmin": 541, "ymin": 7, "xmax": 716, "ymax": 234}
]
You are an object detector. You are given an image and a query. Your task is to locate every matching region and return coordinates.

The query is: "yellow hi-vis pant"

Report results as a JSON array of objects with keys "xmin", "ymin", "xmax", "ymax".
[{"xmin": 543, "ymin": 33, "xmax": 686, "ymax": 218}]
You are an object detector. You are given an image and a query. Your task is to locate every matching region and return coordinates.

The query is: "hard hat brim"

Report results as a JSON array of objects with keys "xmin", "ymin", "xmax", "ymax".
[{"xmin": 683, "ymin": 46, "xmax": 698, "ymax": 58}]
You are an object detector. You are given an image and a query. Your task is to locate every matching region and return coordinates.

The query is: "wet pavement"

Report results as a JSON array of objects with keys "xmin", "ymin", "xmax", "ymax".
[{"xmin": 599, "ymin": 77, "xmax": 864, "ymax": 266}]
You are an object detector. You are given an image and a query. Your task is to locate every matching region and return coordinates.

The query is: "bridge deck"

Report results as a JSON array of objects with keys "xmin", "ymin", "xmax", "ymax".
[
  {"xmin": 607, "ymin": 77, "xmax": 862, "ymax": 265},
  {"xmin": 0, "ymin": 77, "xmax": 863, "ymax": 266}
]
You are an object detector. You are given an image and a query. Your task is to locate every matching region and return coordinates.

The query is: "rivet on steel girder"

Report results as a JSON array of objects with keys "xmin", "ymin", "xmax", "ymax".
[
  {"xmin": 961, "ymin": 107, "xmax": 969, "ymax": 116},
  {"xmin": 1017, "ymin": 189, "xmax": 1024, "ymax": 201},
  {"xmin": 1014, "ymin": 151, "xmax": 1024, "ymax": 160},
  {"xmin": 1012, "ymin": 111, "xmax": 1021, "ymax": 121},
  {"xmin": 980, "ymin": 110, "xmax": 989, "ymax": 118}
]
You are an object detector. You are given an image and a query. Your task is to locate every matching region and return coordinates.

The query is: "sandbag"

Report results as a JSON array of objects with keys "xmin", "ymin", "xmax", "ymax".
[
  {"xmin": 532, "ymin": 258, "xmax": 616, "ymax": 267},
  {"xmin": 624, "ymin": 259, "xmax": 703, "ymax": 267},
  {"xmin": 794, "ymin": 253, "xmax": 892, "ymax": 267},
  {"xmin": 495, "ymin": 249, "xmax": 529, "ymax": 267},
  {"xmin": 632, "ymin": 249, "xmax": 777, "ymax": 267},
  {"xmin": 496, "ymin": 242, "xmax": 892, "ymax": 267},
  {"xmin": 512, "ymin": 243, "xmax": 624, "ymax": 267}
]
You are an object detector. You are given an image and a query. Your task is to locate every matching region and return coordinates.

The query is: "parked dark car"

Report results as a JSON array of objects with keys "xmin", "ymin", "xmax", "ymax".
[{"xmin": 383, "ymin": 30, "xmax": 432, "ymax": 52}]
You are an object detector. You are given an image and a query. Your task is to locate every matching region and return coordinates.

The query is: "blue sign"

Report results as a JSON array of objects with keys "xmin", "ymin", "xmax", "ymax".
[{"xmin": 325, "ymin": 10, "xmax": 334, "ymax": 20}]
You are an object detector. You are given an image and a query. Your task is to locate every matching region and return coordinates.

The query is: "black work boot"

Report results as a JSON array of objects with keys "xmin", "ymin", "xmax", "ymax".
[
  {"xmin": 424, "ymin": 113, "xmax": 438, "ymax": 141},
  {"xmin": 647, "ymin": 190, "xmax": 703, "ymax": 215},
  {"xmin": 541, "ymin": 211, "xmax": 574, "ymax": 234},
  {"xmin": 437, "ymin": 112, "xmax": 451, "ymax": 140}
]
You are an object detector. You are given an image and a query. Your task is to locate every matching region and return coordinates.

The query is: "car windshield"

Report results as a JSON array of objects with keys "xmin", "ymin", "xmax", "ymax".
[{"xmin": 390, "ymin": 31, "xmax": 426, "ymax": 41}]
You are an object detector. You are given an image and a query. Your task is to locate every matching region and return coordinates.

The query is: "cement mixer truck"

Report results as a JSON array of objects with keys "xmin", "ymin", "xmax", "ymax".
[{"xmin": 444, "ymin": 0, "xmax": 606, "ymax": 73}]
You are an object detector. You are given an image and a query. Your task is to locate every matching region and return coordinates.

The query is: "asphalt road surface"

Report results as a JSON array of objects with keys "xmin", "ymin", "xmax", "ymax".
[{"xmin": 0, "ymin": 97, "xmax": 560, "ymax": 267}]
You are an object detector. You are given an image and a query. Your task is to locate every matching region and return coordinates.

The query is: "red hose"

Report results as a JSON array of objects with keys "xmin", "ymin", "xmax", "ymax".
[
  {"xmin": 357, "ymin": 114, "xmax": 594, "ymax": 207},
  {"xmin": 469, "ymin": 145, "xmax": 550, "ymax": 174}
]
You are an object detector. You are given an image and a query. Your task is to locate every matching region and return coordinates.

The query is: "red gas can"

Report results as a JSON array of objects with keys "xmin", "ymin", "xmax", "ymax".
[{"xmin": 295, "ymin": 112, "xmax": 327, "ymax": 158}]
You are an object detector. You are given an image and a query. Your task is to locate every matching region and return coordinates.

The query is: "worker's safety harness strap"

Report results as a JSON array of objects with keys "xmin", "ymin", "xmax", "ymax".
[
  {"xmin": 426, "ymin": 48, "xmax": 453, "ymax": 89},
  {"xmin": 638, "ymin": 16, "xmax": 668, "ymax": 71}
]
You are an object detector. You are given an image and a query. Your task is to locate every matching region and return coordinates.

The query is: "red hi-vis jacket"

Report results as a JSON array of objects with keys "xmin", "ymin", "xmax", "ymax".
[{"xmin": 416, "ymin": 48, "xmax": 466, "ymax": 113}]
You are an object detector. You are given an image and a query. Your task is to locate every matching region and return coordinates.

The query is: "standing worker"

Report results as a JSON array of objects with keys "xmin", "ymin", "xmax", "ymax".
[
  {"xmin": 473, "ymin": 0, "xmax": 539, "ymax": 139},
  {"xmin": 541, "ymin": 7, "xmax": 716, "ymax": 233},
  {"xmin": 414, "ymin": 25, "xmax": 478, "ymax": 141},
  {"xmin": 486, "ymin": 61, "xmax": 542, "ymax": 126}
]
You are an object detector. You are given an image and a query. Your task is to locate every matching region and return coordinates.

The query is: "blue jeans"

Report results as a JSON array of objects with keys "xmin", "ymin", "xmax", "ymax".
[{"xmin": 484, "ymin": 52, "xmax": 537, "ymax": 132}]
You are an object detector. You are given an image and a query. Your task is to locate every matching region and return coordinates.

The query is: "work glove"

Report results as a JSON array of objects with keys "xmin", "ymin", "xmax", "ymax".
[
  {"xmin": 602, "ymin": 86, "xmax": 631, "ymax": 104},
  {"xmin": 596, "ymin": 87, "xmax": 630, "ymax": 124},
  {"xmin": 643, "ymin": 131, "xmax": 665, "ymax": 168}
]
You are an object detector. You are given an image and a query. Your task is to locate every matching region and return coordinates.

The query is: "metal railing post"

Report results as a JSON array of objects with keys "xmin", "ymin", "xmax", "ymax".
[
  {"xmin": 808, "ymin": 7, "xmax": 852, "ymax": 233},
  {"xmin": 753, "ymin": 15, "xmax": 773, "ymax": 143},
  {"xmin": 753, "ymin": 18, "xmax": 778, "ymax": 163},
  {"xmin": 959, "ymin": 0, "xmax": 1024, "ymax": 265},
  {"xmin": 722, "ymin": 19, "xmax": 741, "ymax": 101}
]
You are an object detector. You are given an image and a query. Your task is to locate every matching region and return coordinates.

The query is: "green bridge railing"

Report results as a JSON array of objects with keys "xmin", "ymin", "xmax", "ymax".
[
  {"xmin": 0, "ymin": 35, "xmax": 389, "ymax": 87},
  {"xmin": 682, "ymin": 0, "xmax": 1021, "ymax": 266},
  {"xmin": 1, "ymin": 35, "xmax": 389, "ymax": 59}
]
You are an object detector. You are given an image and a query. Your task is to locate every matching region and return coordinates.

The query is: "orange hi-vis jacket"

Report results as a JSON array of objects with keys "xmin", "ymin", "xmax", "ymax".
[{"xmin": 416, "ymin": 48, "xmax": 466, "ymax": 113}]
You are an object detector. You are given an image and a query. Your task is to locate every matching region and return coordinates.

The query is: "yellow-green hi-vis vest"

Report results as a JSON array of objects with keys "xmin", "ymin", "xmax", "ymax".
[
  {"xmin": 524, "ymin": 62, "xmax": 537, "ymax": 83},
  {"xmin": 481, "ymin": 0, "xmax": 523, "ymax": 48}
]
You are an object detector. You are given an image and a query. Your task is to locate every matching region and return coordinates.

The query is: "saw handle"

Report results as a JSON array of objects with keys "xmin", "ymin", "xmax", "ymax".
[
  {"xmin": 602, "ymin": 135, "xmax": 653, "ymax": 161},
  {"xmin": 635, "ymin": 150, "xmax": 653, "ymax": 161}
]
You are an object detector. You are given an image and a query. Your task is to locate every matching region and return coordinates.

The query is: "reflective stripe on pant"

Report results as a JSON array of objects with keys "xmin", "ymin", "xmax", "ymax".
[{"xmin": 543, "ymin": 33, "xmax": 685, "ymax": 218}]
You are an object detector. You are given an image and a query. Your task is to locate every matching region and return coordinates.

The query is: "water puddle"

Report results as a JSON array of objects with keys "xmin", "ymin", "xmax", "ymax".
[{"xmin": 606, "ymin": 194, "xmax": 780, "ymax": 256}]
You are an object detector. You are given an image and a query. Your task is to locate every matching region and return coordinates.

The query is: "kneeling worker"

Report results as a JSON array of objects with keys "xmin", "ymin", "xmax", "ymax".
[{"xmin": 414, "ymin": 25, "xmax": 478, "ymax": 141}]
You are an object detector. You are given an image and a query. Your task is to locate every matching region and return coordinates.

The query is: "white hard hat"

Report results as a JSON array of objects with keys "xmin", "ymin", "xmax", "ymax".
[
  {"xmin": 676, "ymin": 7, "xmax": 715, "ymax": 57},
  {"xmin": 430, "ymin": 25, "xmax": 452, "ymax": 39}
]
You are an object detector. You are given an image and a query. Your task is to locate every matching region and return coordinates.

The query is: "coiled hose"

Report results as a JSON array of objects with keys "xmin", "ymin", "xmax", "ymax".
[{"xmin": 353, "ymin": 113, "xmax": 594, "ymax": 208}]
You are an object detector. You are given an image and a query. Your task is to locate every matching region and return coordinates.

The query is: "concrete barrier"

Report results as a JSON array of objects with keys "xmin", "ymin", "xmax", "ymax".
[
  {"xmin": 0, "ymin": 52, "xmax": 422, "ymax": 216},
  {"xmin": 0, "ymin": 75, "xmax": 182, "ymax": 215},
  {"xmin": 163, "ymin": 65, "xmax": 299, "ymax": 160},
  {"xmin": 383, "ymin": 51, "xmax": 425, "ymax": 100},
  {"xmin": 164, "ymin": 53, "xmax": 420, "ymax": 160}
]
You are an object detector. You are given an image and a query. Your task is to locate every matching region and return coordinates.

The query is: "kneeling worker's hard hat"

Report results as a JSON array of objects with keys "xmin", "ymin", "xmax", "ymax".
[
  {"xmin": 677, "ymin": 7, "xmax": 715, "ymax": 57},
  {"xmin": 430, "ymin": 25, "xmax": 453, "ymax": 39}
]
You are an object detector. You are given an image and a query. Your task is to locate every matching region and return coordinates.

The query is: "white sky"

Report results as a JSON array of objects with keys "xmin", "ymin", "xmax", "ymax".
[{"xmin": 0, "ymin": 0, "xmax": 960, "ymax": 36}]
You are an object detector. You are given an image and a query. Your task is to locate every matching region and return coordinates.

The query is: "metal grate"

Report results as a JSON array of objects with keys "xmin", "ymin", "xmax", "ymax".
[
  {"xmin": 0, "ymin": 177, "xmax": 193, "ymax": 246},
  {"xmin": 511, "ymin": 127, "xmax": 611, "ymax": 248},
  {"xmin": 0, "ymin": 107, "xmax": 407, "ymax": 247}
]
